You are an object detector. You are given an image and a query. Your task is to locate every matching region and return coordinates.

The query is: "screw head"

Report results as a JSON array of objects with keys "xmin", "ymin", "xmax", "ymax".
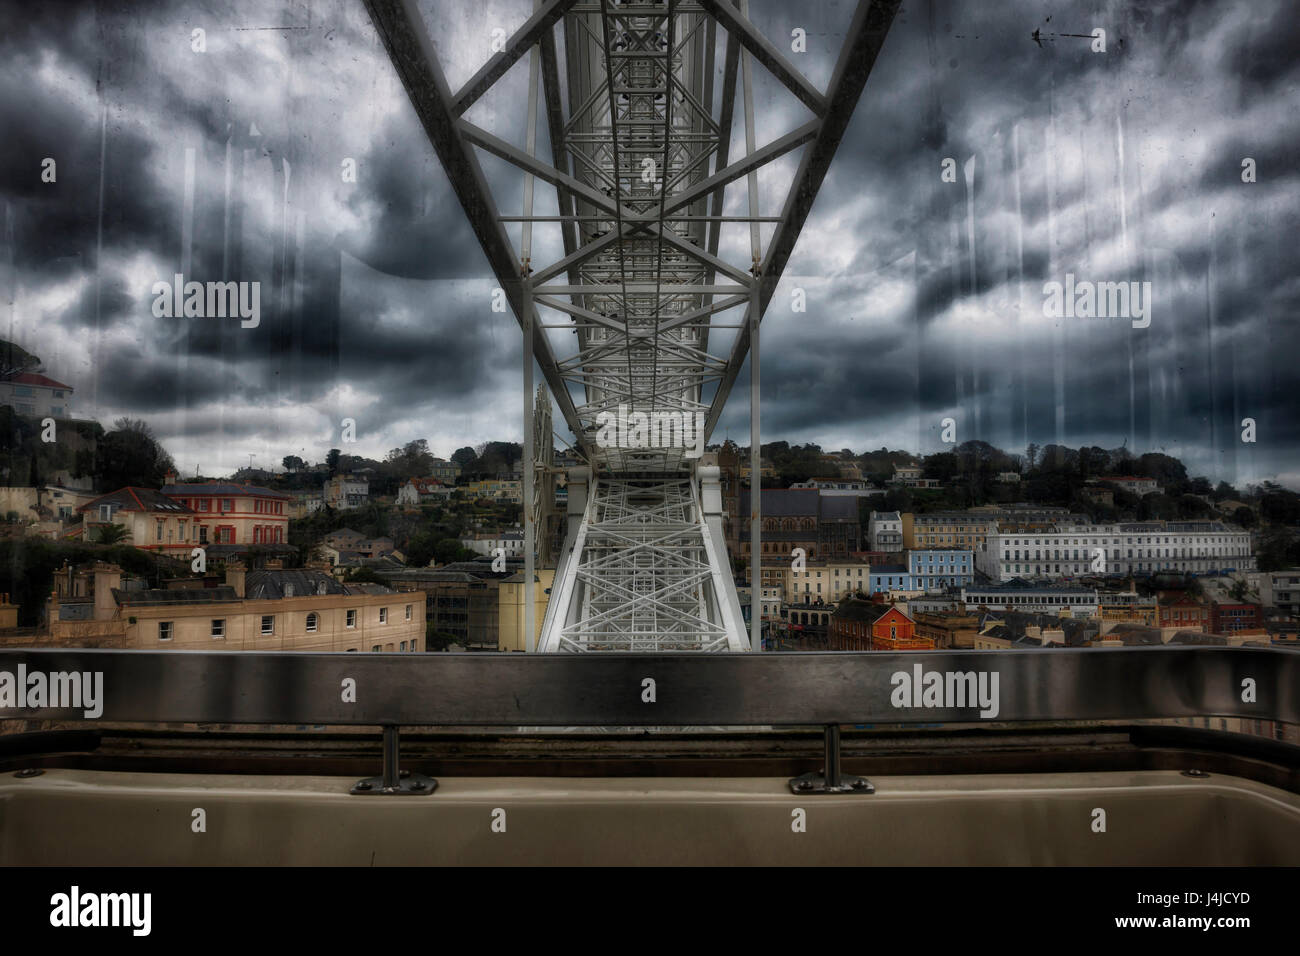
[
  {"xmin": 410, "ymin": 780, "xmax": 426, "ymax": 791},
  {"xmin": 14, "ymin": 768, "xmax": 43, "ymax": 778},
  {"xmin": 355, "ymin": 780, "xmax": 373, "ymax": 791},
  {"xmin": 795, "ymin": 779, "xmax": 814, "ymax": 791},
  {"xmin": 399, "ymin": 769, "xmax": 410, "ymax": 779},
  {"xmin": 1181, "ymin": 769, "xmax": 1210, "ymax": 778}
]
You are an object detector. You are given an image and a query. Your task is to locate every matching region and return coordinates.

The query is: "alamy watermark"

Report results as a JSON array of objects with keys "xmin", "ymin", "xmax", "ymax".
[
  {"xmin": 50, "ymin": 886, "xmax": 150, "ymax": 936},
  {"xmin": 151, "ymin": 273, "xmax": 260, "ymax": 328},
  {"xmin": 0, "ymin": 666, "xmax": 103, "ymax": 718},
  {"xmin": 890, "ymin": 664, "xmax": 1000, "ymax": 719},
  {"xmin": 595, "ymin": 403, "xmax": 705, "ymax": 458},
  {"xmin": 1042, "ymin": 273, "xmax": 1151, "ymax": 328}
]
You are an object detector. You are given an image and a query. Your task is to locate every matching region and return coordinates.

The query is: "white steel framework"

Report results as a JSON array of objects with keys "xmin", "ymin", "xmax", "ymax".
[{"xmin": 364, "ymin": 0, "xmax": 899, "ymax": 653}]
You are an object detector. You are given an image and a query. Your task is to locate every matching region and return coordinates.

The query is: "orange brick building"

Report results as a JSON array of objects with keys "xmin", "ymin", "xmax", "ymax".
[
  {"xmin": 830, "ymin": 599, "xmax": 931, "ymax": 651},
  {"xmin": 1157, "ymin": 593, "xmax": 1209, "ymax": 631}
]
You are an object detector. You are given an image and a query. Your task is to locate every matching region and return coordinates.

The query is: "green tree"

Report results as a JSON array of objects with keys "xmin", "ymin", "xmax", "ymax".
[
  {"xmin": 1232, "ymin": 507, "xmax": 1257, "ymax": 529},
  {"xmin": 95, "ymin": 418, "xmax": 175, "ymax": 490},
  {"xmin": 425, "ymin": 623, "xmax": 458, "ymax": 652},
  {"xmin": 92, "ymin": 523, "xmax": 129, "ymax": 545},
  {"xmin": 325, "ymin": 448, "xmax": 342, "ymax": 477}
]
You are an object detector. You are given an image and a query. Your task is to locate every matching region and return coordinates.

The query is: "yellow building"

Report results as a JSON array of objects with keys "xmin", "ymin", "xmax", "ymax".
[
  {"xmin": 784, "ymin": 558, "xmax": 872, "ymax": 604},
  {"xmin": 45, "ymin": 562, "xmax": 425, "ymax": 652},
  {"xmin": 463, "ymin": 479, "xmax": 523, "ymax": 503},
  {"xmin": 78, "ymin": 487, "xmax": 198, "ymax": 554},
  {"xmin": 498, "ymin": 568, "xmax": 555, "ymax": 652},
  {"xmin": 1098, "ymin": 593, "xmax": 1159, "ymax": 626},
  {"xmin": 912, "ymin": 612, "xmax": 980, "ymax": 649},
  {"xmin": 902, "ymin": 512, "xmax": 997, "ymax": 550}
]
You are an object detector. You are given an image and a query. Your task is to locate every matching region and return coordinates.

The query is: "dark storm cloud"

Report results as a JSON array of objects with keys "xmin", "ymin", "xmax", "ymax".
[{"xmin": 1, "ymin": 0, "xmax": 1297, "ymax": 484}]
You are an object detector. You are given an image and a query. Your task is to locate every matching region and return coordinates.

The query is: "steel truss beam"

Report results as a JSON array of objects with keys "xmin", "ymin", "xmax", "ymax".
[{"xmin": 365, "ymin": 0, "xmax": 898, "ymax": 654}]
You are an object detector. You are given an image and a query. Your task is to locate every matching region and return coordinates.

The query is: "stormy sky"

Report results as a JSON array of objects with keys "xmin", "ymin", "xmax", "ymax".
[{"xmin": 1, "ymin": 0, "xmax": 1297, "ymax": 487}]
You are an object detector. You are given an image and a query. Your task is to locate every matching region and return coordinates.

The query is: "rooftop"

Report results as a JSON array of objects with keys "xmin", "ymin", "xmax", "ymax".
[
  {"xmin": 2, "ymin": 371, "xmax": 72, "ymax": 390},
  {"xmin": 245, "ymin": 569, "xmax": 346, "ymax": 600},
  {"xmin": 80, "ymin": 487, "xmax": 192, "ymax": 515},
  {"xmin": 111, "ymin": 586, "xmax": 241, "ymax": 607},
  {"xmin": 162, "ymin": 482, "xmax": 292, "ymax": 499}
]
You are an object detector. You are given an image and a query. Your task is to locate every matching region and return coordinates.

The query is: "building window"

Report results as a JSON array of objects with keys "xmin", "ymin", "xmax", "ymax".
[
  {"xmin": 372, "ymin": 645, "xmax": 382, "ymax": 653},
  {"xmin": 261, "ymin": 615, "xmax": 274, "ymax": 635},
  {"xmin": 410, "ymin": 640, "xmax": 418, "ymax": 652},
  {"xmin": 199, "ymin": 526, "xmax": 208, "ymax": 544},
  {"xmin": 405, "ymin": 604, "xmax": 412, "ymax": 621},
  {"xmin": 198, "ymin": 499, "xmax": 209, "ymax": 512},
  {"xmin": 379, "ymin": 607, "xmax": 388, "ymax": 624},
  {"xmin": 306, "ymin": 612, "xmax": 318, "ymax": 633},
  {"xmin": 346, "ymin": 609, "xmax": 357, "ymax": 628},
  {"xmin": 159, "ymin": 621, "xmax": 173, "ymax": 641},
  {"xmin": 222, "ymin": 499, "xmax": 233, "ymax": 512},
  {"xmin": 400, "ymin": 641, "xmax": 407, "ymax": 652},
  {"xmin": 211, "ymin": 619, "xmax": 224, "ymax": 639}
]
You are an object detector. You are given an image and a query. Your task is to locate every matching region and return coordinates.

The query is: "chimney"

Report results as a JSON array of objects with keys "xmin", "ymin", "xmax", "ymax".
[
  {"xmin": 225, "ymin": 560, "xmax": 247, "ymax": 598},
  {"xmin": 93, "ymin": 562, "xmax": 122, "ymax": 621}
]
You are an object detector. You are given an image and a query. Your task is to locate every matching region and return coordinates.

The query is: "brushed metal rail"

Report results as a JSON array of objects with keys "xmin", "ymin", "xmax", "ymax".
[{"xmin": 0, "ymin": 647, "xmax": 1294, "ymax": 728}]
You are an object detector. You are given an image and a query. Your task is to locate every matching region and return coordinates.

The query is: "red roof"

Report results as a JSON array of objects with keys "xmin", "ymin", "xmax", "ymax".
[{"xmin": 4, "ymin": 371, "xmax": 72, "ymax": 390}]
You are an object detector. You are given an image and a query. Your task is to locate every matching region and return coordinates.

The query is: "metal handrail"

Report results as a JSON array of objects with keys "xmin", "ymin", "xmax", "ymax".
[{"xmin": 0, "ymin": 646, "xmax": 1294, "ymax": 728}]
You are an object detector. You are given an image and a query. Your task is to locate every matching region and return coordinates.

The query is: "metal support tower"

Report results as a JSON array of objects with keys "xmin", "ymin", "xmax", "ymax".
[{"xmin": 364, "ymin": 0, "xmax": 898, "ymax": 653}]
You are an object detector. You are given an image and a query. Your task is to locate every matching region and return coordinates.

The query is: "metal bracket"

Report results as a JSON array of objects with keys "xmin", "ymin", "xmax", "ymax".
[
  {"xmin": 789, "ymin": 724, "xmax": 874, "ymax": 795},
  {"xmin": 351, "ymin": 725, "xmax": 438, "ymax": 796}
]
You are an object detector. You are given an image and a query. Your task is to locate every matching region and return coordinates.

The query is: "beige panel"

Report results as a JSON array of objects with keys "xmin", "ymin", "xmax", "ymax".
[{"xmin": 1, "ymin": 770, "xmax": 1296, "ymax": 865}]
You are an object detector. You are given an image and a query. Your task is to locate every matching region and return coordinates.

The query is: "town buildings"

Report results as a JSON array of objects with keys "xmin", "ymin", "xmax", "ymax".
[
  {"xmin": 319, "ymin": 529, "xmax": 398, "ymax": 567},
  {"xmin": 911, "ymin": 611, "xmax": 980, "ymax": 649},
  {"xmin": 428, "ymin": 458, "xmax": 462, "ymax": 482},
  {"xmin": 1156, "ymin": 593, "xmax": 1210, "ymax": 631},
  {"xmin": 734, "ymin": 489, "xmax": 861, "ymax": 578},
  {"xmin": 867, "ymin": 511, "xmax": 903, "ymax": 551},
  {"xmin": 78, "ymin": 487, "xmax": 196, "ymax": 553},
  {"xmin": 902, "ymin": 511, "xmax": 996, "ymax": 550},
  {"xmin": 161, "ymin": 481, "xmax": 291, "ymax": 546},
  {"xmin": 906, "ymin": 549, "xmax": 974, "ymax": 590},
  {"xmin": 395, "ymin": 478, "xmax": 454, "ymax": 507},
  {"xmin": 45, "ymin": 562, "xmax": 425, "ymax": 652},
  {"xmin": 1261, "ymin": 570, "xmax": 1300, "ymax": 615},
  {"xmin": 977, "ymin": 521, "xmax": 1254, "ymax": 581},
  {"xmin": 855, "ymin": 549, "xmax": 974, "ymax": 596},
  {"xmin": 0, "ymin": 371, "xmax": 73, "ymax": 419},
  {"xmin": 790, "ymin": 478, "xmax": 882, "ymax": 498},
  {"xmin": 784, "ymin": 558, "xmax": 871, "ymax": 603},
  {"xmin": 462, "ymin": 479, "xmax": 522, "ymax": 503},
  {"xmin": 1097, "ymin": 591, "xmax": 1159, "ymax": 625},
  {"xmin": 829, "ymin": 599, "xmax": 926, "ymax": 650},
  {"xmin": 737, "ymin": 584, "xmax": 783, "ymax": 624},
  {"xmin": 961, "ymin": 582, "xmax": 1101, "ymax": 616},
  {"xmin": 498, "ymin": 569, "xmax": 555, "ymax": 652},
  {"xmin": 1102, "ymin": 475, "xmax": 1162, "ymax": 496},
  {"xmin": 323, "ymin": 475, "xmax": 369, "ymax": 510},
  {"xmin": 1208, "ymin": 600, "xmax": 1263, "ymax": 635},
  {"xmin": 460, "ymin": 530, "xmax": 524, "ymax": 558}
]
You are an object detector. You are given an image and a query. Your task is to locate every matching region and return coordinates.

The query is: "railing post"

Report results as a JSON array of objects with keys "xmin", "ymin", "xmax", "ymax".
[
  {"xmin": 351, "ymin": 724, "xmax": 438, "ymax": 796},
  {"xmin": 789, "ymin": 724, "xmax": 874, "ymax": 795}
]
